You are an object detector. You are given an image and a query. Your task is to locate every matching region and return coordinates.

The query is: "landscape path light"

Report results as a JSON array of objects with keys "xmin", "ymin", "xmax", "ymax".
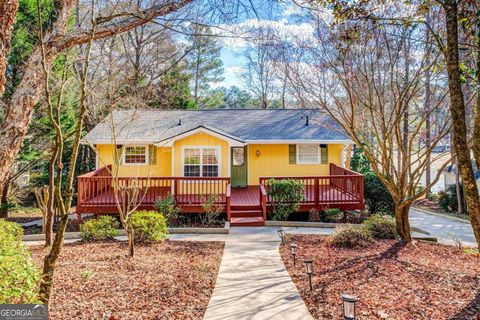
[
  {"xmin": 304, "ymin": 259, "xmax": 313, "ymax": 291},
  {"xmin": 341, "ymin": 294, "xmax": 358, "ymax": 320},
  {"xmin": 290, "ymin": 242, "xmax": 297, "ymax": 266}
]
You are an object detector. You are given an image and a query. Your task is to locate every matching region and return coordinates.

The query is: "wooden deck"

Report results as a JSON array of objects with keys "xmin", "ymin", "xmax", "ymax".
[{"xmin": 76, "ymin": 164, "xmax": 365, "ymax": 226}]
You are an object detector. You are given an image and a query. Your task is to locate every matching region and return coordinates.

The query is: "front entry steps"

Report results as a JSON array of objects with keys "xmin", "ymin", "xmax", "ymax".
[{"xmin": 230, "ymin": 205, "xmax": 265, "ymax": 226}]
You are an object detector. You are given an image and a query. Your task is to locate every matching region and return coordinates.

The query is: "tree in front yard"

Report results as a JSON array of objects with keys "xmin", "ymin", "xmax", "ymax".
[{"xmin": 286, "ymin": 20, "xmax": 451, "ymax": 243}]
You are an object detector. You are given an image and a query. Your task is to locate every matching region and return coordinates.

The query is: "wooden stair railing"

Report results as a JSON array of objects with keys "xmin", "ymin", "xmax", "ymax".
[
  {"xmin": 260, "ymin": 183, "xmax": 267, "ymax": 221},
  {"xmin": 226, "ymin": 183, "xmax": 231, "ymax": 221}
]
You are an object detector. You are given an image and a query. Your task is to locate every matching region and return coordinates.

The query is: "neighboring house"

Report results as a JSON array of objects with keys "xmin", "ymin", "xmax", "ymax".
[
  {"xmin": 444, "ymin": 163, "xmax": 480, "ymax": 195},
  {"xmin": 77, "ymin": 109, "xmax": 364, "ymax": 226}
]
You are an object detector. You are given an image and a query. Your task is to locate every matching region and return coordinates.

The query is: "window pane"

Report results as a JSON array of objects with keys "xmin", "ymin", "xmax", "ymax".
[
  {"xmin": 184, "ymin": 148, "xmax": 200, "ymax": 165},
  {"xmin": 184, "ymin": 165, "xmax": 200, "ymax": 177},
  {"xmin": 298, "ymin": 145, "xmax": 319, "ymax": 163},
  {"xmin": 202, "ymin": 165, "xmax": 218, "ymax": 177},
  {"xmin": 125, "ymin": 146, "xmax": 146, "ymax": 164},
  {"xmin": 233, "ymin": 148, "xmax": 244, "ymax": 166},
  {"xmin": 203, "ymin": 149, "xmax": 218, "ymax": 165}
]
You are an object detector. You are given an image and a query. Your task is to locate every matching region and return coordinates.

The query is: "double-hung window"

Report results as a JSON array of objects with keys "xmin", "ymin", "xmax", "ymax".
[
  {"xmin": 183, "ymin": 147, "xmax": 219, "ymax": 177},
  {"xmin": 124, "ymin": 146, "xmax": 147, "ymax": 165},
  {"xmin": 297, "ymin": 144, "xmax": 320, "ymax": 164}
]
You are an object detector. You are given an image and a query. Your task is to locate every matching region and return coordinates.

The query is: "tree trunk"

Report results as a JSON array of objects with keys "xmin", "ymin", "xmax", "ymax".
[
  {"xmin": 455, "ymin": 164, "xmax": 464, "ymax": 214},
  {"xmin": 424, "ymin": 19, "xmax": 432, "ymax": 196},
  {"xmin": 0, "ymin": 0, "xmax": 19, "ymax": 95},
  {"xmin": 444, "ymin": 1, "xmax": 480, "ymax": 247},
  {"xmin": 127, "ymin": 225, "xmax": 135, "ymax": 257},
  {"xmin": 395, "ymin": 204, "xmax": 412, "ymax": 243},
  {"xmin": 39, "ymin": 214, "xmax": 69, "ymax": 304},
  {"xmin": 0, "ymin": 175, "xmax": 10, "ymax": 218}
]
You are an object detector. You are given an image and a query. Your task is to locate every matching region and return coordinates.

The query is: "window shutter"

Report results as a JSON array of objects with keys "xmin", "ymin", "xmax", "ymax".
[
  {"xmin": 289, "ymin": 144, "xmax": 296, "ymax": 164},
  {"xmin": 115, "ymin": 145, "xmax": 123, "ymax": 165},
  {"xmin": 320, "ymin": 144, "xmax": 328, "ymax": 164},
  {"xmin": 149, "ymin": 145, "xmax": 157, "ymax": 165}
]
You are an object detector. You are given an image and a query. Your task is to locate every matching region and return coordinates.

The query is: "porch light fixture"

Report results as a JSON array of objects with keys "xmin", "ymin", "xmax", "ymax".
[
  {"xmin": 277, "ymin": 229, "xmax": 286, "ymax": 245},
  {"xmin": 256, "ymin": 149, "xmax": 260, "ymax": 157},
  {"xmin": 290, "ymin": 242, "xmax": 297, "ymax": 266},
  {"xmin": 341, "ymin": 294, "xmax": 358, "ymax": 320},
  {"xmin": 304, "ymin": 259, "xmax": 313, "ymax": 291}
]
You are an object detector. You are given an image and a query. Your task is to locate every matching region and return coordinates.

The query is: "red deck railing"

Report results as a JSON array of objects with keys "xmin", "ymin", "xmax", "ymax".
[
  {"xmin": 259, "ymin": 164, "xmax": 364, "ymax": 210},
  {"xmin": 77, "ymin": 166, "xmax": 230, "ymax": 214}
]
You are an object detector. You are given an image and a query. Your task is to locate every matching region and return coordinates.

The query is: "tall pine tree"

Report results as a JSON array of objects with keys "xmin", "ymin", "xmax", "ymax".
[{"xmin": 186, "ymin": 23, "xmax": 224, "ymax": 107}]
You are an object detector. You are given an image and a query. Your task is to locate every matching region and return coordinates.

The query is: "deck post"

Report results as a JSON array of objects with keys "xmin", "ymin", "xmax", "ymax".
[
  {"xmin": 314, "ymin": 178, "xmax": 319, "ymax": 209},
  {"xmin": 226, "ymin": 184, "xmax": 231, "ymax": 221}
]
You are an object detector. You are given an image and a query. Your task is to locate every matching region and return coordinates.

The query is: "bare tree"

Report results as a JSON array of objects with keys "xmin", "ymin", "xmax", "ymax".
[{"xmin": 288, "ymin": 23, "xmax": 451, "ymax": 242}]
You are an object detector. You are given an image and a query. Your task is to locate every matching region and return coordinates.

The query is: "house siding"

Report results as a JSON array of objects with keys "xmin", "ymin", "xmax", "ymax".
[
  {"xmin": 95, "ymin": 144, "xmax": 171, "ymax": 176},
  {"xmin": 172, "ymin": 132, "xmax": 230, "ymax": 177},
  {"xmin": 247, "ymin": 144, "xmax": 344, "ymax": 185}
]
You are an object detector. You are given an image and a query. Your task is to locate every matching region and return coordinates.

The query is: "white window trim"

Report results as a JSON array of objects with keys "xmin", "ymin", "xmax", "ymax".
[
  {"xmin": 181, "ymin": 146, "xmax": 222, "ymax": 177},
  {"xmin": 122, "ymin": 145, "xmax": 149, "ymax": 166},
  {"xmin": 296, "ymin": 144, "xmax": 321, "ymax": 165}
]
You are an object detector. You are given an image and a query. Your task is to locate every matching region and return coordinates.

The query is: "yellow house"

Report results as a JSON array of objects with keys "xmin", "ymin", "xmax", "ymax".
[{"xmin": 78, "ymin": 109, "xmax": 364, "ymax": 226}]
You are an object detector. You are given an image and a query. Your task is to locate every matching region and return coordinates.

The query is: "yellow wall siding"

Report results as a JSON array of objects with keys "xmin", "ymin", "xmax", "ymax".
[
  {"xmin": 95, "ymin": 144, "xmax": 171, "ymax": 177},
  {"xmin": 247, "ymin": 144, "xmax": 344, "ymax": 185},
  {"xmin": 172, "ymin": 132, "xmax": 230, "ymax": 177}
]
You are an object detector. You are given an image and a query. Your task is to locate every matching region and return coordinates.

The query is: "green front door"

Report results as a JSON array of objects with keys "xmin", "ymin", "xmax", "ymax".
[{"xmin": 231, "ymin": 147, "xmax": 247, "ymax": 187}]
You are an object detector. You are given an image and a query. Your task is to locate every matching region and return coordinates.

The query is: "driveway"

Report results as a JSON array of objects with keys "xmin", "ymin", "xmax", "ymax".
[{"xmin": 409, "ymin": 208, "xmax": 477, "ymax": 247}]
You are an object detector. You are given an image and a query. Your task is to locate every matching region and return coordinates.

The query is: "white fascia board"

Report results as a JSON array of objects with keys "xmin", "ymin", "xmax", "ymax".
[
  {"xmin": 244, "ymin": 139, "xmax": 353, "ymax": 144},
  {"xmin": 155, "ymin": 127, "xmax": 245, "ymax": 147},
  {"xmin": 80, "ymin": 139, "xmax": 155, "ymax": 145}
]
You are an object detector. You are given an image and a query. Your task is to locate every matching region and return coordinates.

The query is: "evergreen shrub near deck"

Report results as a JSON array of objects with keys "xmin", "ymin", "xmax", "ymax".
[
  {"xmin": 131, "ymin": 211, "xmax": 167, "ymax": 242},
  {"xmin": 330, "ymin": 225, "xmax": 373, "ymax": 248},
  {"xmin": 80, "ymin": 216, "xmax": 120, "ymax": 241},
  {"xmin": 154, "ymin": 195, "xmax": 181, "ymax": 226},
  {"xmin": 0, "ymin": 219, "xmax": 40, "ymax": 303},
  {"xmin": 364, "ymin": 214, "xmax": 398, "ymax": 239},
  {"xmin": 268, "ymin": 179, "xmax": 304, "ymax": 221}
]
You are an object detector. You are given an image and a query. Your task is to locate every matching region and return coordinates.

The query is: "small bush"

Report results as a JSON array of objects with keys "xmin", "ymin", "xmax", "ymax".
[
  {"xmin": 438, "ymin": 184, "xmax": 464, "ymax": 213},
  {"xmin": 268, "ymin": 179, "xmax": 304, "ymax": 221},
  {"xmin": 200, "ymin": 195, "xmax": 224, "ymax": 226},
  {"xmin": 131, "ymin": 210, "xmax": 167, "ymax": 242},
  {"xmin": 0, "ymin": 219, "xmax": 40, "ymax": 303},
  {"xmin": 80, "ymin": 216, "xmax": 120, "ymax": 241},
  {"xmin": 322, "ymin": 208, "xmax": 343, "ymax": 222},
  {"xmin": 330, "ymin": 225, "xmax": 374, "ymax": 248},
  {"xmin": 308, "ymin": 208, "xmax": 321, "ymax": 222},
  {"xmin": 154, "ymin": 195, "xmax": 181, "ymax": 226},
  {"xmin": 364, "ymin": 172, "xmax": 395, "ymax": 214},
  {"xmin": 363, "ymin": 214, "xmax": 398, "ymax": 239}
]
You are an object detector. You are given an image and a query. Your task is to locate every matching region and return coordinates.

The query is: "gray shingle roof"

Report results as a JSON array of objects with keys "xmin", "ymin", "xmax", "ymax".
[{"xmin": 81, "ymin": 109, "xmax": 350, "ymax": 144}]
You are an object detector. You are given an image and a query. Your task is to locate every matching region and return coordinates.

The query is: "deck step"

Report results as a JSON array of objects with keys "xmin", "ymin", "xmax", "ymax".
[
  {"xmin": 231, "ymin": 205, "xmax": 262, "ymax": 211},
  {"xmin": 230, "ymin": 210, "xmax": 263, "ymax": 218},
  {"xmin": 230, "ymin": 216, "xmax": 265, "ymax": 226}
]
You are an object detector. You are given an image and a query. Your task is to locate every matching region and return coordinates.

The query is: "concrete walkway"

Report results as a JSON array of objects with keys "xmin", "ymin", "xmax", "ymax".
[
  {"xmin": 409, "ymin": 208, "xmax": 476, "ymax": 247},
  {"xmin": 203, "ymin": 227, "xmax": 313, "ymax": 320}
]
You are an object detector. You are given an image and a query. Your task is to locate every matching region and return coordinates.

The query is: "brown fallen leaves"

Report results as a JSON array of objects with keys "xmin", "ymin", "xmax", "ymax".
[
  {"xmin": 31, "ymin": 240, "xmax": 224, "ymax": 320},
  {"xmin": 280, "ymin": 235, "xmax": 480, "ymax": 320}
]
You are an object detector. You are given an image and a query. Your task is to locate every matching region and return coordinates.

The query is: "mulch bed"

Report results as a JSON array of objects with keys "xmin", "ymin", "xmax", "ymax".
[
  {"xmin": 280, "ymin": 235, "xmax": 480, "ymax": 320},
  {"xmin": 30, "ymin": 240, "xmax": 224, "ymax": 320}
]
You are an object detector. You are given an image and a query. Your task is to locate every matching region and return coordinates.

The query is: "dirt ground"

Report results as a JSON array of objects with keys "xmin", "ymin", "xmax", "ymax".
[
  {"xmin": 281, "ymin": 235, "xmax": 480, "ymax": 320},
  {"xmin": 31, "ymin": 240, "xmax": 224, "ymax": 320}
]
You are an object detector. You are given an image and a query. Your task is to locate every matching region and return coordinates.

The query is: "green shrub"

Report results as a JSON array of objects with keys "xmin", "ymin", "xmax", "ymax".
[
  {"xmin": 268, "ymin": 179, "xmax": 304, "ymax": 221},
  {"xmin": 80, "ymin": 216, "xmax": 120, "ymax": 241},
  {"xmin": 330, "ymin": 225, "xmax": 374, "ymax": 248},
  {"xmin": 0, "ymin": 219, "xmax": 40, "ymax": 303},
  {"xmin": 131, "ymin": 210, "xmax": 167, "ymax": 242},
  {"xmin": 363, "ymin": 214, "xmax": 398, "ymax": 239},
  {"xmin": 322, "ymin": 208, "xmax": 343, "ymax": 222},
  {"xmin": 438, "ymin": 184, "xmax": 464, "ymax": 213},
  {"xmin": 364, "ymin": 172, "xmax": 395, "ymax": 214},
  {"xmin": 154, "ymin": 194, "xmax": 181, "ymax": 226}
]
